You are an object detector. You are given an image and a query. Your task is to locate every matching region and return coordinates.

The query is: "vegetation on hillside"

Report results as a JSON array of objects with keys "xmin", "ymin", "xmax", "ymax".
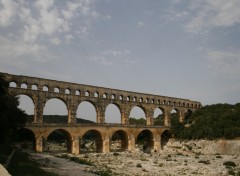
[
  {"xmin": 0, "ymin": 75, "xmax": 27, "ymax": 144},
  {"xmin": 129, "ymin": 117, "xmax": 146, "ymax": 125},
  {"xmin": 171, "ymin": 103, "xmax": 240, "ymax": 140}
]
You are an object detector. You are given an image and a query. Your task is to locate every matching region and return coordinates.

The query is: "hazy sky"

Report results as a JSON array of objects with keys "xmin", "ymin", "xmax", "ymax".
[{"xmin": 1, "ymin": 0, "xmax": 240, "ymax": 121}]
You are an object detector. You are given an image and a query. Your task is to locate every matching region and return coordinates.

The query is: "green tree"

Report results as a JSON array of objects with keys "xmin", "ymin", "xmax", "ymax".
[
  {"xmin": 171, "ymin": 103, "xmax": 240, "ymax": 140},
  {"xmin": 0, "ymin": 75, "xmax": 27, "ymax": 144},
  {"xmin": 129, "ymin": 117, "xmax": 146, "ymax": 125}
]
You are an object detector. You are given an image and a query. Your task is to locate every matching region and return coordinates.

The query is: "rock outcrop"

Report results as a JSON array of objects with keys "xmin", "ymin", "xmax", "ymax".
[{"xmin": 165, "ymin": 139, "xmax": 240, "ymax": 155}]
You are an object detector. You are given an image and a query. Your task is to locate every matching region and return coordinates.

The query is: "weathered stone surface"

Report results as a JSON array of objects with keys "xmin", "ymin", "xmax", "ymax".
[{"xmin": 0, "ymin": 164, "xmax": 11, "ymax": 176}]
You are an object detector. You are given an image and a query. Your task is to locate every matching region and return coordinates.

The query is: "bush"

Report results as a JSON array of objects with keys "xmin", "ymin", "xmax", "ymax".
[
  {"xmin": 228, "ymin": 169, "xmax": 235, "ymax": 175},
  {"xmin": 113, "ymin": 152, "xmax": 120, "ymax": 156},
  {"xmin": 171, "ymin": 103, "xmax": 240, "ymax": 140},
  {"xmin": 223, "ymin": 161, "xmax": 236, "ymax": 167},
  {"xmin": 198, "ymin": 160, "xmax": 210, "ymax": 165},
  {"xmin": 136, "ymin": 163, "xmax": 142, "ymax": 168}
]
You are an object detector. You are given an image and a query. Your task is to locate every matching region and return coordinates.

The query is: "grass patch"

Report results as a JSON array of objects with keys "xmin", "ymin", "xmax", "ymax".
[
  {"xmin": 8, "ymin": 150, "xmax": 59, "ymax": 176},
  {"xmin": 70, "ymin": 156, "xmax": 94, "ymax": 166},
  {"xmin": 58, "ymin": 154, "xmax": 94, "ymax": 166}
]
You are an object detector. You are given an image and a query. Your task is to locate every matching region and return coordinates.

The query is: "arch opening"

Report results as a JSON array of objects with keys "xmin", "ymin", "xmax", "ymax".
[
  {"xmin": 43, "ymin": 98, "xmax": 68, "ymax": 123},
  {"xmin": 54, "ymin": 87, "xmax": 60, "ymax": 93},
  {"xmin": 75, "ymin": 90, "xmax": 80, "ymax": 95},
  {"xmin": 81, "ymin": 130, "xmax": 103, "ymax": 153},
  {"xmin": 9, "ymin": 81, "xmax": 17, "ymax": 87},
  {"xmin": 154, "ymin": 108, "xmax": 164, "ymax": 126},
  {"xmin": 161, "ymin": 130, "xmax": 172, "ymax": 149},
  {"xmin": 110, "ymin": 130, "xmax": 128, "ymax": 152},
  {"xmin": 65, "ymin": 88, "xmax": 70, "ymax": 94},
  {"xmin": 21, "ymin": 83, "xmax": 27, "ymax": 89},
  {"xmin": 184, "ymin": 109, "xmax": 193, "ymax": 125},
  {"xmin": 84, "ymin": 91, "xmax": 90, "ymax": 97},
  {"xmin": 94, "ymin": 92, "xmax": 99, "ymax": 98},
  {"xmin": 119, "ymin": 95, "xmax": 123, "ymax": 101},
  {"xmin": 129, "ymin": 106, "xmax": 146, "ymax": 125},
  {"xmin": 76, "ymin": 101, "xmax": 96, "ymax": 123},
  {"xmin": 43, "ymin": 85, "xmax": 48, "ymax": 91},
  {"xmin": 170, "ymin": 108, "xmax": 179, "ymax": 125},
  {"xmin": 31, "ymin": 84, "xmax": 38, "ymax": 90},
  {"xmin": 136, "ymin": 130, "xmax": 154, "ymax": 153},
  {"xmin": 15, "ymin": 128, "xmax": 35, "ymax": 151},
  {"xmin": 17, "ymin": 94, "xmax": 34, "ymax": 123},
  {"xmin": 45, "ymin": 129, "xmax": 72, "ymax": 153},
  {"xmin": 103, "ymin": 93, "xmax": 107, "ymax": 99},
  {"xmin": 105, "ymin": 104, "xmax": 121, "ymax": 123}
]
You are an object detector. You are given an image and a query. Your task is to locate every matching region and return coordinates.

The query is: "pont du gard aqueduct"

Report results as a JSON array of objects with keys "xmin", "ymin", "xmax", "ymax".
[{"xmin": 1, "ymin": 72, "xmax": 202, "ymax": 154}]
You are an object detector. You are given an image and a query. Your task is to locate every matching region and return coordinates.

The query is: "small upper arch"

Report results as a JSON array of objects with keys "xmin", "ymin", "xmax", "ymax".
[{"xmin": 9, "ymin": 81, "xmax": 17, "ymax": 88}]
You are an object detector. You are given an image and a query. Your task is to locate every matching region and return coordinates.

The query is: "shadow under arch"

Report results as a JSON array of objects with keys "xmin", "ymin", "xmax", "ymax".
[
  {"xmin": 81, "ymin": 130, "xmax": 103, "ymax": 153},
  {"xmin": 110, "ymin": 130, "xmax": 129, "ymax": 152},
  {"xmin": 15, "ymin": 128, "xmax": 35, "ymax": 150},
  {"xmin": 161, "ymin": 130, "xmax": 172, "ymax": 149},
  {"xmin": 136, "ymin": 129, "xmax": 154, "ymax": 153},
  {"xmin": 45, "ymin": 129, "xmax": 72, "ymax": 153}
]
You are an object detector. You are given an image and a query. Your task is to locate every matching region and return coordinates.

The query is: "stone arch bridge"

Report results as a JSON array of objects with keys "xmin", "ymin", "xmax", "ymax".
[{"xmin": 1, "ymin": 72, "xmax": 201, "ymax": 154}]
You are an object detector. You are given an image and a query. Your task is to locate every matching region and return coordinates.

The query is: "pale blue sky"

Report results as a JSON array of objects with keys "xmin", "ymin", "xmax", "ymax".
[{"xmin": 1, "ymin": 0, "xmax": 240, "ymax": 122}]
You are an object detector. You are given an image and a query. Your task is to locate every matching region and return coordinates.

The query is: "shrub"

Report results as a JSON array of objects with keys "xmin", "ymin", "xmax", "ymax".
[
  {"xmin": 113, "ymin": 152, "xmax": 120, "ymax": 156},
  {"xmin": 140, "ymin": 158, "xmax": 148, "ymax": 161},
  {"xmin": 228, "ymin": 169, "xmax": 235, "ymax": 175},
  {"xmin": 223, "ymin": 161, "xmax": 236, "ymax": 167},
  {"xmin": 158, "ymin": 163, "xmax": 164, "ymax": 167},
  {"xmin": 198, "ymin": 160, "xmax": 210, "ymax": 164},
  {"xmin": 136, "ymin": 163, "xmax": 142, "ymax": 168}
]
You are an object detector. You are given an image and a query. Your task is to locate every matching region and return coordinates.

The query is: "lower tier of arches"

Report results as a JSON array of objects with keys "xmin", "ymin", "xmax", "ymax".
[{"xmin": 20, "ymin": 124, "xmax": 171, "ymax": 155}]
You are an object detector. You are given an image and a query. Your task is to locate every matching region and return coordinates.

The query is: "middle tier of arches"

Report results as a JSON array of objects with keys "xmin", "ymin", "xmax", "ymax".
[{"xmin": 13, "ymin": 88, "xmax": 194, "ymax": 126}]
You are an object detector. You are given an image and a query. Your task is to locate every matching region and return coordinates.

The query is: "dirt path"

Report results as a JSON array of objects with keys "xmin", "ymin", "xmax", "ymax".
[{"xmin": 29, "ymin": 152, "xmax": 97, "ymax": 176}]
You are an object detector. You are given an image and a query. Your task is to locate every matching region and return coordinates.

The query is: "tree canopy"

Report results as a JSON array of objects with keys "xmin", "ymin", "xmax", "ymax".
[
  {"xmin": 0, "ymin": 76, "xmax": 27, "ymax": 143},
  {"xmin": 171, "ymin": 103, "xmax": 240, "ymax": 140}
]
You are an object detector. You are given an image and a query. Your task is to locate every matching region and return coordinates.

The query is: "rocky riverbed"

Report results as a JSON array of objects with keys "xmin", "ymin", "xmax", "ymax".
[{"xmin": 31, "ymin": 139, "xmax": 240, "ymax": 176}]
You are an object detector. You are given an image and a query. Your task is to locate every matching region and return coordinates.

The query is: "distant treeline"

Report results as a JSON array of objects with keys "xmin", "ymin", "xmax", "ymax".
[{"xmin": 172, "ymin": 103, "xmax": 240, "ymax": 140}]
